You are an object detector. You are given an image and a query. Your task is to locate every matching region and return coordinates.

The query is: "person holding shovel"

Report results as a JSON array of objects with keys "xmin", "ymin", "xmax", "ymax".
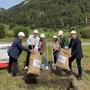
[
  {"xmin": 69, "ymin": 31, "xmax": 83, "ymax": 80},
  {"xmin": 52, "ymin": 35, "xmax": 60, "ymax": 64},
  {"xmin": 24, "ymin": 29, "xmax": 40, "ymax": 70},
  {"xmin": 39, "ymin": 33, "xmax": 49, "ymax": 70},
  {"xmin": 58, "ymin": 30, "xmax": 69, "ymax": 50},
  {"xmin": 8, "ymin": 32, "xmax": 30, "ymax": 77}
]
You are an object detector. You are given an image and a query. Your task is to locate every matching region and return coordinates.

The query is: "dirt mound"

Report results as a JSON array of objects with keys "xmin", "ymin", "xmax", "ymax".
[{"xmin": 18, "ymin": 68, "xmax": 76, "ymax": 90}]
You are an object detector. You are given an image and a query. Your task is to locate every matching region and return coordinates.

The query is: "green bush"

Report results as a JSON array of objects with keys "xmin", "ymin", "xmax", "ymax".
[
  {"xmin": 13, "ymin": 25, "xmax": 29, "ymax": 37},
  {"xmin": 0, "ymin": 24, "xmax": 5, "ymax": 38},
  {"xmin": 9, "ymin": 23, "xmax": 16, "ymax": 30},
  {"xmin": 7, "ymin": 31, "xmax": 14, "ymax": 37},
  {"xmin": 80, "ymin": 29, "xmax": 90, "ymax": 39}
]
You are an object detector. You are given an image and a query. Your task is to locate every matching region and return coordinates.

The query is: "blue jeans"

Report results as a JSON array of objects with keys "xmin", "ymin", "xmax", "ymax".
[{"xmin": 41, "ymin": 52, "xmax": 48, "ymax": 67}]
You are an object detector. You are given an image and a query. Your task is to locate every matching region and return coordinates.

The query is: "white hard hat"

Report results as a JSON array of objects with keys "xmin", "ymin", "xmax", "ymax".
[
  {"xmin": 33, "ymin": 29, "xmax": 39, "ymax": 34},
  {"xmin": 18, "ymin": 32, "xmax": 25, "ymax": 37},
  {"xmin": 40, "ymin": 33, "xmax": 45, "ymax": 38},
  {"xmin": 53, "ymin": 35, "xmax": 58, "ymax": 39},
  {"xmin": 71, "ymin": 30, "xmax": 76, "ymax": 34},
  {"xmin": 58, "ymin": 31, "xmax": 63, "ymax": 36}
]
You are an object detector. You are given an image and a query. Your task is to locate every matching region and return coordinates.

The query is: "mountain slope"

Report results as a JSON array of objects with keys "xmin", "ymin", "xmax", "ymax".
[
  {"xmin": 0, "ymin": 8, "xmax": 5, "ymax": 12},
  {"xmin": 0, "ymin": 0, "xmax": 90, "ymax": 28}
]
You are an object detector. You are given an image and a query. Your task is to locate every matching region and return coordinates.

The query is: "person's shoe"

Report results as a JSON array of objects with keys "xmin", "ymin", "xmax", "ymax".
[
  {"xmin": 12, "ymin": 75, "xmax": 16, "ymax": 77},
  {"xmin": 40, "ymin": 64, "xmax": 45, "ymax": 70},
  {"xmin": 24, "ymin": 66, "xmax": 28, "ymax": 70},
  {"xmin": 46, "ymin": 66, "xmax": 49, "ymax": 70},
  {"xmin": 77, "ymin": 76, "xmax": 82, "ymax": 81},
  {"xmin": 66, "ymin": 70, "xmax": 72, "ymax": 76},
  {"xmin": 12, "ymin": 73, "xmax": 17, "ymax": 77}
]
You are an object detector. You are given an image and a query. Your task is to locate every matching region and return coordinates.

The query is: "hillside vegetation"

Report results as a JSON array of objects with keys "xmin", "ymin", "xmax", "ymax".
[{"xmin": 0, "ymin": 0, "xmax": 90, "ymax": 28}]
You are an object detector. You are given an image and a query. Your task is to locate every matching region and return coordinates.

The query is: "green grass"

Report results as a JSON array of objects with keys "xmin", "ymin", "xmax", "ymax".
[
  {"xmin": 0, "ymin": 35, "xmax": 90, "ymax": 43},
  {"xmin": 82, "ymin": 46, "xmax": 90, "ymax": 89}
]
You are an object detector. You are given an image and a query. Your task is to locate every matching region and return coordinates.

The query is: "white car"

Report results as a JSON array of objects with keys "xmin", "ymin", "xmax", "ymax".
[{"xmin": 0, "ymin": 44, "xmax": 11, "ymax": 68}]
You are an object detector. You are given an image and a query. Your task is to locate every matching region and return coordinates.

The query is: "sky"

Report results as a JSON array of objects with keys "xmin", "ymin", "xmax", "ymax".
[{"xmin": 0, "ymin": 0, "xmax": 25, "ymax": 9}]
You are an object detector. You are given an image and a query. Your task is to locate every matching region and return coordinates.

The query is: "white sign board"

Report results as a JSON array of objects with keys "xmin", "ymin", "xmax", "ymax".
[
  {"xmin": 33, "ymin": 59, "xmax": 41, "ymax": 68},
  {"xmin": 57, "ymin": 55, "xmax": 67, "ymax": 64},
  {"xmin": 0, "ymin": 44, "xmax": 11, "ymax": 62}
]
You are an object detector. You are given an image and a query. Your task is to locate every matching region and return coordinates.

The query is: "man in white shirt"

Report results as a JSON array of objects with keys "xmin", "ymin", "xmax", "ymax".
[{"xmin": 24, "ymin": 29, "xmax": 40, "ymax": 70}]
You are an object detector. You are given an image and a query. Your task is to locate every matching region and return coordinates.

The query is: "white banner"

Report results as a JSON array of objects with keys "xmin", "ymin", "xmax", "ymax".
[{"xmin": 0, "ymin": 44, "xmax": 11, "ymax": 61}]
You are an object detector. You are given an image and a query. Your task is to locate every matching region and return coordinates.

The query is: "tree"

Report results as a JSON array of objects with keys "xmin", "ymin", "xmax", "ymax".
[
  {"xmin": 13, "ymin": 25, "xmax": 29, "ymax": 37},
  {"xmin": 0, "ymin": 0, "xmax": 90, "ymax": 28},
  {"xmin": 0, "ymin": 24, "xmax": 5, "ymax": 38}
]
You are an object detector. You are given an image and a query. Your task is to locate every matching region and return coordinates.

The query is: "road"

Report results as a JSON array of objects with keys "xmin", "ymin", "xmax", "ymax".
[{"xmin": 82, "ymin": 42, "xmax": 90, "ymax": 45}]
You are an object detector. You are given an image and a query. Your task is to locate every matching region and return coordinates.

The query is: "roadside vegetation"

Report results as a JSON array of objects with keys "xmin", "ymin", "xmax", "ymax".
[{"xmin": 0, "ymin": 23, "xmax": 90, "ymax": 42}]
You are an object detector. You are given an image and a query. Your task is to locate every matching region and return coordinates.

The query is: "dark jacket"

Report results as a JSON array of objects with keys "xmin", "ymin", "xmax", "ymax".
[
  {"xmin": 59, "ymin": 36, "xmax": 69, "ymax": 48},
  {"xmin": 8, "ymin": 37, "xmax": 29, "ymax": 59},
  {"xmin": 69, "ymin": 38, "xmax": 83, "ymax": 59}
]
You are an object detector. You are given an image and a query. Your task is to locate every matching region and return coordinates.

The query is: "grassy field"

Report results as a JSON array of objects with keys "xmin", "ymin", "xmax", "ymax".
[
  {"xmin": 0, "ymin": 45, "xmax": 90, "ymax": 90},
  {"xmin": 81, "ymin": 46, "xmax": 90, "ymax": 89},
  {"xmin": 0, "ymin": 37, "xmax": 90, "ymax": 44}
]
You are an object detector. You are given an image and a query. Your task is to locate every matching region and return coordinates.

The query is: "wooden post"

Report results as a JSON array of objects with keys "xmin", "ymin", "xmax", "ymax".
[{"xmin": 85, "ymin": 17, "xmax": 88, "ymax": 26}]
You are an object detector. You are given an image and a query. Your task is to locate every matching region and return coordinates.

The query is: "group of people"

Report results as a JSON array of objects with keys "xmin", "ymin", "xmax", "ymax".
[
  {"xmin": 7, "ymin": 29, "xmax": 83, "ymax": 80},
  {"xmin": 52, "ymin": 30, "xmax": 83, "ymax": 80}
]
